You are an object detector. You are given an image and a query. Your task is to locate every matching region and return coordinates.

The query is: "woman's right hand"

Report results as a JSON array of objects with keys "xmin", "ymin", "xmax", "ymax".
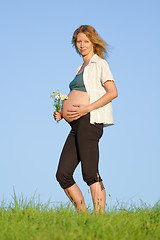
[{"xmin": 53, "ymin": 110, "xmax": 62, "ymax": 122}]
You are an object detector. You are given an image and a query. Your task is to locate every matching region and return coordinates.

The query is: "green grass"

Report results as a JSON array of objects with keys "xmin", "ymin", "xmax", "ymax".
[{"xmin": 0, "ymin": 192, "xmax": 160, "ymax": 240}]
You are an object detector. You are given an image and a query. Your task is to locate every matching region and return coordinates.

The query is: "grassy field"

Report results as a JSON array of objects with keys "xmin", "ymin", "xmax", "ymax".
[{"xmin": 0, "ymin": 193, "xmax": 159, "ymax": 240}]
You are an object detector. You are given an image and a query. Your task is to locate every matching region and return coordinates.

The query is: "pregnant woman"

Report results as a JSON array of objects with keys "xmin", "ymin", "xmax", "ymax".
[{"xmin": 53, "ymin": 25, "xmax": 118, "ymax": 214}]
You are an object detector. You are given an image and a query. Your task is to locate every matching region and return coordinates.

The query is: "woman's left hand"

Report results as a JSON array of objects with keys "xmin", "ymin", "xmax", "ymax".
[{"xmin": 67, "ymin": 104, "xmax": 90, "ymax": 119}]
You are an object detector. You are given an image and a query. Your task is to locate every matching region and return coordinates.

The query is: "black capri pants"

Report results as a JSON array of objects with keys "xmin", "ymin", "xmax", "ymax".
[{"xmin": 56, "ymin": 113, "xmax": 103, "ymax": 189}]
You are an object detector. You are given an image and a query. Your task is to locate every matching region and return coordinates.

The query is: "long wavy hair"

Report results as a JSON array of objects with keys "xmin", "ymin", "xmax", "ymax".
[{"xmin": 72, "ymin": 25, "xmax": 109, "ymax": 59}]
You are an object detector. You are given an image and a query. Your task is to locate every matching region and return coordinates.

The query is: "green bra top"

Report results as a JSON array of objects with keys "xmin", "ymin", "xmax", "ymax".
[{"xmin": 69, "ymin": 72, "xmax": 87, "ymax": 92}]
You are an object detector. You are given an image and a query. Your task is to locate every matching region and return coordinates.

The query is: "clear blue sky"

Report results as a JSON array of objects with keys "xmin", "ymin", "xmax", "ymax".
[{"xmin": 0, "ymin": 0, "xmax": 160, "ymax": 208}]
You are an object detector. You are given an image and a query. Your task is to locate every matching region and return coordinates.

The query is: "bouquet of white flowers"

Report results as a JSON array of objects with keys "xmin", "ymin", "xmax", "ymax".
[{"xmin": 49, "ymin": 89, "xmax": 68, "ymax": 112}]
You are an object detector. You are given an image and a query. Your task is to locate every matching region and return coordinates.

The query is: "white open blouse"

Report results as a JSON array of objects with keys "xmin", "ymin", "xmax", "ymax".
[{"xmin": 75, "ymin": 54, "xmax": 115, "ymax": 127}]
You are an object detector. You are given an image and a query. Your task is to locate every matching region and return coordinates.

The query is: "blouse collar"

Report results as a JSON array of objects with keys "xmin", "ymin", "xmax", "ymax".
[{"xmin": 89, "ymin": 54, "xmax": 101, "ymax": 63}]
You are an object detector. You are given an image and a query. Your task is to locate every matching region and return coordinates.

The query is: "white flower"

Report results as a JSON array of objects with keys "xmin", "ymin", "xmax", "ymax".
[
  {"xmin": 55, "ymin": 94, "xmax": 60, "ymax": 100},
  {"xmin": 61, "ymin": 95, "xmax": 65, "ymax": 100},
  {"xmin": 64, "ymin": 95, "xmax": 68, "ymax": 99}
]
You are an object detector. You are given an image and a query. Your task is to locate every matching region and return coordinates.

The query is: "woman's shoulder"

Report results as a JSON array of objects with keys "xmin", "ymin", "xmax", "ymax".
[
  {"xmin": 94, "ymin": 56, "xmax": 110, "ymax": 71},
  {"xmin": 94, "ymin": 55, "xmax": 114, "ymax": 80},
  {"xmin": 93, "ymin": 55, "xmax": 109, "ymax": 66}
]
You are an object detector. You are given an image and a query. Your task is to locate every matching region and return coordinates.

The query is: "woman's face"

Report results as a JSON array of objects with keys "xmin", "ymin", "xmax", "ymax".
[{"xmin": 76, "ymin": 33, "xmax": 94, "ymax": 57}]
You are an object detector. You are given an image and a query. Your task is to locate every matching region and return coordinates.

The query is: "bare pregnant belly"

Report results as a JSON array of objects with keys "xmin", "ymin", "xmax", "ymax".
[{"xmin": 62, "ymin": 90, "xmax": 90, "ymax": 123}]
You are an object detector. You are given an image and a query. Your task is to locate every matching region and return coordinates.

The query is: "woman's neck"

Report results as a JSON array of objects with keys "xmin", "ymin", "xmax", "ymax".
[{"xmin": 82, "ymin": 52, "xmax": 95, "ymax": 67}]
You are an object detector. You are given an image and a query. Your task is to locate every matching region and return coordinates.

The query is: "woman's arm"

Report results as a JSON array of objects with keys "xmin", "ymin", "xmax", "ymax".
[
  {"xmin": 67, "ymin": 80, "xmax": 118, "ymax": 119},
  {"xmin": 88, "ymin": 80, "xmax": 118, "ymax": 112}
]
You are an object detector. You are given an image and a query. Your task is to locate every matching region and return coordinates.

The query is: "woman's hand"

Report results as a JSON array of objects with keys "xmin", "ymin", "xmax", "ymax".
[
  {"xmin": 67, "ymin": 104, "xmax": 90, "ymax": 119},
  {"xmin": 53, "ymin": 110, "xmax": 62, "ymax": 122},
  {"xmin": 67, "ymin": 81, "xmax": 118, "ymax": 120}
]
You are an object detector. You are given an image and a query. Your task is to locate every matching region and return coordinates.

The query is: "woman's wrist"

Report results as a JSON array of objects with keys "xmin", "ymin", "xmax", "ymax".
[{"xmin": 87, "ymin": 104, "xmax": 93, "ymax": 113}]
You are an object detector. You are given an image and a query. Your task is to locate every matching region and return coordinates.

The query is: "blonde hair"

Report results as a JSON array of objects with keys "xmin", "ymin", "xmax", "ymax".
[{"xmin": 72, "ymin": 25, "xmax": 109, "ymax": 59}]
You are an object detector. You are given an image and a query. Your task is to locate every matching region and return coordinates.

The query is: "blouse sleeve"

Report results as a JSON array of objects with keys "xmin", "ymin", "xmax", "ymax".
[{"xmin": 100, "ymin": 59, "xmax": 115, "ymax": 86}]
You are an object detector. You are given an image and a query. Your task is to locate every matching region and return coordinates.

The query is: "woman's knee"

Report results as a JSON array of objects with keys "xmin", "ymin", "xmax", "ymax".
[
  {"xmin": 56, "ymin": 169, "xmax": 62, "ymax": 184},
  {"xmin": 82, "ymin": 172, "xmax": 102, "ymax": 186},
  {"xmin": 56, "ymin": 169, "xmax": 65, "ymax": 187},
  {"xmin": 56, "ymin": 169, "xmax": 75, "ymax": 189}
]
